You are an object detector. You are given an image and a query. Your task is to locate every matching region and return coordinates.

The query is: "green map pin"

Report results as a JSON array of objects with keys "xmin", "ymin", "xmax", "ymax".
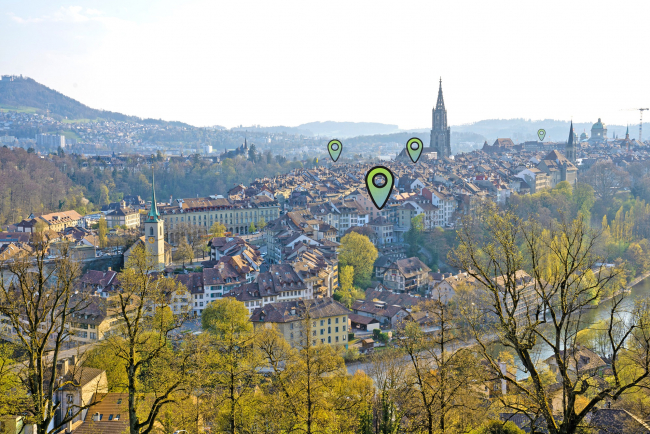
[
  {"xmin": 406, "ymin": 137, "xmax": 423, "ymax": 163},
  {"xmin": 365, "ymin": 166, "xmax": 395, "ymax": 210},
  {"xmin": 537, "ymin": 129, "xmax": 546, "ymax": 141},
  {"xmin": 328, "ymin": 139, "xmax": 342, "ymax": 162}
]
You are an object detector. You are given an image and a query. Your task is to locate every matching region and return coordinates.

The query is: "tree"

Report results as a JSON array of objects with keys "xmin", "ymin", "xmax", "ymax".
[
  {"xmin": 209, "ymin": 221, "xmax": 226, "ymax": 238},
  {"xmin": 256, "ymin": 306, "xmax": 372, "ymax": 433},
  {"xmin": 394, "ymin": 298, "xmax": 484, "ymax": 434},
  {"xmin": 98, "ymin": 215, "xmax": 108, "ymax": 248},
  {"xmin": 248, "ymin": 144, "xmax": 258, "ymax": 162},
  {"xmin": 102, "ymin": 245, "xmax": 192, "ymax": 434},
  {"xmin": 368, "ymin": 348, "xmax": 406, "ymax": 434},
  {"xmin": 335, "ymin": 265, "xmax": 364, "ymax": 308},
  {"xmin": 176, "ymin": 221, "xmax": 208, "ymax": 258},
  {"xmin": 450, "ymin": 202, "xmax": 650, "ymax": 434},
  {"xmin": 405, "ymin": 214, "xmax": 425, "ymax": 258},
  {"xmin": 582, "ymin": 161, "xmax": 630, "ymax": 204},
  {"xmin": 257, "ymin": 216, "xmax": 267, "ymax": 232},
  {"xmin": 339, "ymin": 232, "xmax": 378, "ymax": 288},
  {"xmin": 201, "ymin": 299, "xmax": 261, "ymax": 433},
  {"xmin": 0, "ymin": 240, "xmax": 100, "ymax": 434},
  {"xmin": 469, "ymin": 420, "xmax": 526, "ymax": 434},
  {"xmin": 176, "ymin": 239, "xmax": 194, "ymax": 267},
  {"xmin": 99, "ymin": 183, "xmax": 110, "ymax": 205},
  {"xmin": 248, "ymin": 222, "xmax": 256, "ymax": 234}
]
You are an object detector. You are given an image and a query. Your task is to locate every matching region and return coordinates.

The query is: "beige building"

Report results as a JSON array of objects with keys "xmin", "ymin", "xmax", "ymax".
[
  {"xmin": 159, "ymin": 195, "xmax": 280, "ymax": 244},
  {"xmin": 15, "ymin": 210, "xmax": 83, "ymax": 233},
  {"xmin": 105, "ymin": 207, "xmax": 140, "ymax": 229},
  {"xmin": 250, "ymin": 297, "xmax": 351, "ymax": 348}
]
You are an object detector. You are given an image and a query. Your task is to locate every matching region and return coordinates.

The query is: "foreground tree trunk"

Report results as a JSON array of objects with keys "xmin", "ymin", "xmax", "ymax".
[{"xmin": 0, "ymin": 240, "xmax": 101, "ymax": 434}]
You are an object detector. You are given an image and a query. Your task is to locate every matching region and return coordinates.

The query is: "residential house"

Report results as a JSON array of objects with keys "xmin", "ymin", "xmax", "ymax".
[{"xmin": 382, "ymin": 257, "xmax": 431, "ymax": 293}]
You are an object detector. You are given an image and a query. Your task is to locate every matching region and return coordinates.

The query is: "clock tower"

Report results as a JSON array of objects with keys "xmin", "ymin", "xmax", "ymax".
[{"xmin": 144, "ymin": 166, "xmax": 165, "ymax": 269}]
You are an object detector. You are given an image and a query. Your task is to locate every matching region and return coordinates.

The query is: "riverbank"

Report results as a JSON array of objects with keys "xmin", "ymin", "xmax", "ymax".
[{"xmin": 628, "ymin": 271, "xmax": 650, "ymax": 289}]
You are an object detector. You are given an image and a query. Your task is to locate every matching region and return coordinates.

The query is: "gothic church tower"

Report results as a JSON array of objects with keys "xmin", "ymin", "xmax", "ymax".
[
  {"xmin": 565, "ymin": 120, "xmax": 576, "ymax": 163},
  {"xmin": 430, "ymin": 78, "xmax": 451, "ymax": 159}
]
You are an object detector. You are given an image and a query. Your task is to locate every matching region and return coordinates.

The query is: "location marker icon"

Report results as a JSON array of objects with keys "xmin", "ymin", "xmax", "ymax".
[
  {"xmin": 365, "ymin": 166, "xmax": 395, "ymax": 210},
  {"xmin": 328, "ymin": 139, "xmax": 342, "ymax": 162},
  {"xmin": 537, "ymin": 129, "xmax": 546, "ymax": 141},
  {"xmin": 406, "ymin": 137, "xmax": 423, "ymax": 163}
]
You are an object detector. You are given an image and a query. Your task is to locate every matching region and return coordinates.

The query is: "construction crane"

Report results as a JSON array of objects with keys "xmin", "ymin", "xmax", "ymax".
[{"xmin": 622, "ymin": 108, "xmax": 649, "ymax": 141}]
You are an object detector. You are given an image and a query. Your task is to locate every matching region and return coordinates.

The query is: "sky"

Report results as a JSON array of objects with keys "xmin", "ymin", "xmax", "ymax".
[{"xmin": 1, "ymin": 0, "xmax": 649, "ymax": 130}]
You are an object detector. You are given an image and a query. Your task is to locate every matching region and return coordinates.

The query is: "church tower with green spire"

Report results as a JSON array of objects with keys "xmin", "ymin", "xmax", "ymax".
[{"xmin": 144, "ymin": 165, "xmax": 165, "ymax": 269}]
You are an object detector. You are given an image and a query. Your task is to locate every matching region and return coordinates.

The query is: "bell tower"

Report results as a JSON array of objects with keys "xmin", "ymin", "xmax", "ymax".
[{"xmin": 144, "ymin": 165, "xmax": 165, "ymax": 269}]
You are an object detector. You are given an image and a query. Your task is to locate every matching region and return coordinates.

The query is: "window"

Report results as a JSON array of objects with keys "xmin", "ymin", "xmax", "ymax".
[
  {"xmin": 149, "ymin": 227, "xmax": 153, "ymax": 235},
  {"xmin": 117, "ymin": 399, "xmax": 122, "ymax": 405},
  {"xmin": 320, "ymin": 320, "xmax": 324, "ymax": 326},
  {"xmin": 336, "ymin": 336, "xmax": 339, "ymax": 342},
  {"xmin": 335, "ymin": 327, "xmax": 339, "ymax": 333},
  {"xmin": 290, "ymin": 323, "xmax": 294, "ymax": 330},
  {"xmin": 115, "ymin": 415, "xmax": 120, "ymax": 420},
  {"xmin": 108, "ymin": 415, "xmax": 114, "ymax": 421},
  {"xmin": 328, "ymin": 336, "xmax": 331, "ymax": 343},
  {"xmin": 312, "ymin": 331, "xmax": 316, "ymax": 336},
  {"xmin": 327, "ymin": 327, "xmax": 331, "ymax": 333},
  {"xmin": 320, "ymin": 329, "xmax": 324, "ymax": 335},
  {"xmin": 343, "ymin": 335, "xmax": 346, "ymax": 341},
  {"xmin": 343, "ymin": 326, "xmax": 346, "ymax": 331},
  {"xmin": 328, "ymin": 318, "xmax": 331, "ymax": 325},
  {"xmin": 67, "ymin": 394, "xmax": 74, "ymax": 403},
  {"xmin": 335, "ymin": 317, "xmax": 339, "ymax": 324}
]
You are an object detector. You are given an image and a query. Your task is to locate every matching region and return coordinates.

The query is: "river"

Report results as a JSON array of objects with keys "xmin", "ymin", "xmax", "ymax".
[{"xmin": 346, "ymin": 276, "xmax": 650, "ymax": 379}]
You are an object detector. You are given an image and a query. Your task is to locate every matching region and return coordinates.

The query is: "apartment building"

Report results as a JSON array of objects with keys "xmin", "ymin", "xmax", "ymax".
[{"xmin": 249, "ymin": 297, "xmax": 351, "ymax": 348}]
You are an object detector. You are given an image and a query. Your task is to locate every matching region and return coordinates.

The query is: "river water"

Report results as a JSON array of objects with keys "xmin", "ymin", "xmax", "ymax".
[{"xmin": 507, "ymin": 276, "xmax": 650, "ymax": 379}]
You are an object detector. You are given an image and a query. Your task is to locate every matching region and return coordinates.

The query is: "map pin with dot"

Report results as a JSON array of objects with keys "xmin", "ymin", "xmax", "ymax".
[
  {"xmin": 537, "ymin": 129, "xmax": 546, "ymax": 141},
  {"xmin": 328, "ymin": 139, "xmax": 342, "ymax": 162},
  {"xmin": 365, "ymin": 166, "xmax": 395, "ymax": 210},
  {"xmin": 406, "ymin": 137, "xmax": 423, "ymax": 163}
]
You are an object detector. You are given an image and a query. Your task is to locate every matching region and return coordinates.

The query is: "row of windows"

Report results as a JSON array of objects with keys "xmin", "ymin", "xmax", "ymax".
[{"xmin": 164, "ymin": 209, "xmax": 278, "ymax": 222}]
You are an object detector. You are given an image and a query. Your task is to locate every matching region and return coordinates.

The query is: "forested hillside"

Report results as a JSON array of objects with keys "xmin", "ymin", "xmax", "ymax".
[
  {"xmin": 0, "ymin": 76, "xmax": 190, "ymax": 126},
  {"xmin": 0, "ymin": 146, "xmax": 305, "ymax": 226},
  {"xmin": 0, "ymin": 147, "xmax": 82, "ymax": 225}
]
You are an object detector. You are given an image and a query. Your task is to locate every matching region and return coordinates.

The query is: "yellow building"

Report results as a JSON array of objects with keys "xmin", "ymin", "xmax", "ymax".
[
  {"xmin": 249, "ymin": 297, "xmax": 350, "ymax": 348},
  {"xmin": 159, "ymin": 196, "xmax": 280, "ymax": 244}
]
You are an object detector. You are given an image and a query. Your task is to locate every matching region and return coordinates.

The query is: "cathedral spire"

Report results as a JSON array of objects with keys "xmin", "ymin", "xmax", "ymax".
[
  {"xmin": 436, "ymin": 77, "xmax": 445, "ymax": 110},
  {"xmin": 147, "ymin": 163, "xmax": 160, "ymax": 222}
]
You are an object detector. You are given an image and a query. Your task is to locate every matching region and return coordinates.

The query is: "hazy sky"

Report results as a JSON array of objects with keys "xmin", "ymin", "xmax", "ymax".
[{"xmin": 2, "ymin": 0, "xmax": 649, "ymax": 129}]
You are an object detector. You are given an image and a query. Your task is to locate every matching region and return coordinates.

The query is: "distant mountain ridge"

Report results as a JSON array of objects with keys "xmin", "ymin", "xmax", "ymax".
[{"xmin": 0, "ymin": 75, "xmax": 191, "ymax": 127}]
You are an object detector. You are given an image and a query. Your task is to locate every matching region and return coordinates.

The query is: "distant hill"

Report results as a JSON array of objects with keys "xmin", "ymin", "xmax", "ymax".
[
  {"xmin": 231, "ymin": 121, "xmax": 401, "ymax": 138},
  {"xmin": 0, "ymin": 75, "xmax": 192, "ymax": 127},
  {"xmin": 296, "ymin": 121, "xmax": 399, "ymax": 138},
  {"xmin": 452, "ymin": 118, "xmax": 633, "ymax": 143}
]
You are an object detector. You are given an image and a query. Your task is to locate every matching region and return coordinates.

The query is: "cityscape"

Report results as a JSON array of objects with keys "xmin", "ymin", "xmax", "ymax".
[{"xmin": 1, "ymin": 2, "xmax": 650, "ymax": 434}]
